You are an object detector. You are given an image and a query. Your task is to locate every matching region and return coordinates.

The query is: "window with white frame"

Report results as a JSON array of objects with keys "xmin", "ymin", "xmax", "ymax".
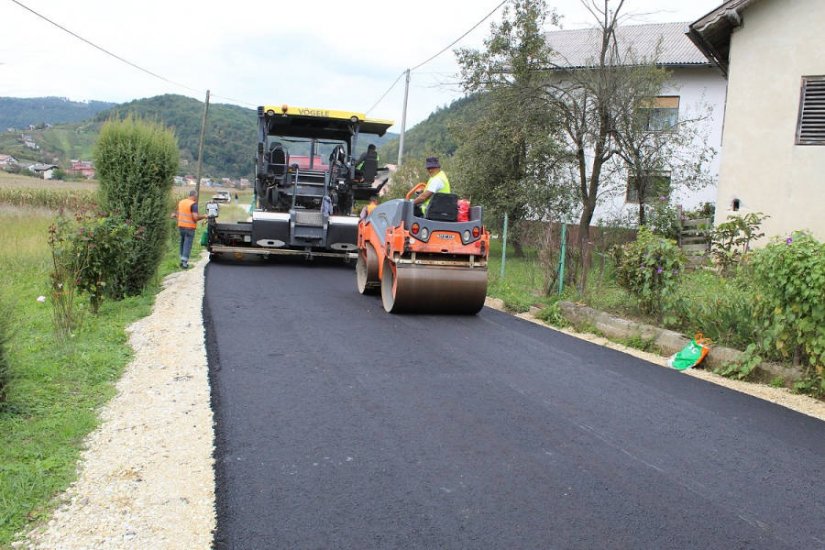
[
  {"xmin": 638, "ymin": 96, "xmax": 680, "ymax": 131},
  {"xmin": 796, "ymin": 76, "xmax": 825, "ymax": 145},
  {"xmin": 626, "ymin": 172, "xmax": 671, "ymax": 204}
]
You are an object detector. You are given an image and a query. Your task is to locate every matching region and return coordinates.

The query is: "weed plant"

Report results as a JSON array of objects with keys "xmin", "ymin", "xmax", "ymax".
[{"xmin": 0, "ymin": 203, "xmax": 190, "ymax": 545}]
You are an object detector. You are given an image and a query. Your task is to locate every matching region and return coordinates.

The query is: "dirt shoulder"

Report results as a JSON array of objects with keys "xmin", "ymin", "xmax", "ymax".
[{"xmin": 20, "ymin": 256, "xmax": 215, "ymax": 549}]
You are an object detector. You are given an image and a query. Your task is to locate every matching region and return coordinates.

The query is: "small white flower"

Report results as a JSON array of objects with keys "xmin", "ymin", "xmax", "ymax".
[{"xmin": 37, "ymin": 295, "xmax": 46, "ymax": 303}]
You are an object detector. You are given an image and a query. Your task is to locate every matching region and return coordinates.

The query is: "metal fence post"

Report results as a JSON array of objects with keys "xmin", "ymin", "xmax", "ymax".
[
  {"xmin": 558, "ymin": 223, "xmax": 567, "ymax": 295},
  {"xmin": 500, "ymin": 212, "xmax": 508, "ymax": 279}
]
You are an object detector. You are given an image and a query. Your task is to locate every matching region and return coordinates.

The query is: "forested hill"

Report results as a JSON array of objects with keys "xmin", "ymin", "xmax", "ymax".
[
  {"xmin": 0, "ymin": 94, "xmax": 398, "ymax": 178},
  {"xmin": 0, "ymin": 97, "xmax": 116, "ymax": 130},
  {"xmin": 379, "ymin": 95, "xmax": 481, "ymax": 164},
  {"xmin": 99, "ymin": 95, "xmax": 258, "ymax": 178},
  {"xmin": 100, "ymin": 95, "xmax": 399, "ymax": 178}
]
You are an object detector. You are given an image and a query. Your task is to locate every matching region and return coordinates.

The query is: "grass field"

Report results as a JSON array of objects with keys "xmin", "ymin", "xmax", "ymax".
[
  {"xmin": 0, "ymin": 171, "xmax": 97, "ymax": 190},
  {"xmin": 0, "ymin": 182, "xmax": 199, "ymax": 546}
]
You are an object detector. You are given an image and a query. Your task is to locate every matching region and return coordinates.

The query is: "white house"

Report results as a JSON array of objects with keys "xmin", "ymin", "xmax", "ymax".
[
  {"xmin": 546, "ymin": 22, "xmax": 728, "ymax": 223},
  {"xmin": 28, "ymin": 163, "xmax": 58, "ymax": 180},
  {"xmin": 688, "ymin": 0, "xmax": 825, "ymax": 242}
]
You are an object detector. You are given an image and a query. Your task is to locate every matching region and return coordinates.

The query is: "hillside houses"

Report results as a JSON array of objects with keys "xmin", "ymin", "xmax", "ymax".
[
  {"xmin": 687, "ymin": 0, "xmax": 825, "ymax": 242},
  {"xmin": 27, "ymin": 163, "xmax": 58, "ymax": 179},
  {"xmin": 68, "ymin": 159, "xmax": 95, "ymax": 179},
  {"xmin": 0, "ymin": 154, "xmax": 18, "ymax": 168},
  {"xmin": 20, "ymin": 134, "xmax": 38, "ymax": 150},
  {"xmin": 545, "ymin": 22, "xmax": 727, "ymax": 224}
]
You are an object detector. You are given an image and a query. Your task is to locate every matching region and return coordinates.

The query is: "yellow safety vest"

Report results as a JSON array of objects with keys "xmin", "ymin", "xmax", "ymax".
[
  {"xmin": 177, "ymin": 198, "xmax": 197, "ymax": 229},
  {"xmin": 423, "ymin": 170, "xmax": 450, "ymax": 213}
]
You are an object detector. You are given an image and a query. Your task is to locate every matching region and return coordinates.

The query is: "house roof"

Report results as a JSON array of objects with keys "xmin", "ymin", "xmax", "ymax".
[
  {"xmin": 545, "ymin": 22, "xmax": 712, "ymax": 68},
  {"xmin": 29, "ymin": 163, "xmax": 57, "ymax": 171},
  {"xmin": 686, "ymin": 0, "xmax": 765, "ymax": 76}
]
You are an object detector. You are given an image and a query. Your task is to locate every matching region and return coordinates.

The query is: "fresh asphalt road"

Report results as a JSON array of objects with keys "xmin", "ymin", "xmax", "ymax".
[{"xmin": 205, "ymin": 259, "xmax": 825, "ymax": 550}]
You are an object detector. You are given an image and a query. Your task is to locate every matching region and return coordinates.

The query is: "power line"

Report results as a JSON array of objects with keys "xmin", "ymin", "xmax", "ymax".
[
  {"xmin": 10, "ymin": 0, "xmax": 203, "ymax": 94},
  {"xmin": 410, "ymin": 0, "xmax": 509, "ymax": 71},
  {"xmin": 365, "ymin": 70, "xmax": 406, "ymax": 115},
  {"xmin": 364, "ymin": 0, "xmax": 509, "ymax": 115}
]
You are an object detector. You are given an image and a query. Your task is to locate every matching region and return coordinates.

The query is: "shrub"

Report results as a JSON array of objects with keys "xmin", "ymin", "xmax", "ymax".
[
  {"xmin": 615, "ymin": 226, "xmax": 684, "ymax": 318},
  {"xmin": 665, "ymin": 270, "xmax": 758, "ymax": 350},
  {"xmin": 710, "ymin": 212, "xmax": 767, "ymax": 276},
  {"xmin": 683, "ymin": 201, "xmax": 715, "ymax": 221},
  {"xmin": 73, "ymin": 213, "xmax": 138, "ymax": 312},
  {"xmin": 49, "ymin": 210, "xmax": 137, "ymax": 316},
  {"xmin": 95, "ymin": 116, "xmax": 179, "ymax": 295},
  {"xmin": 748, "ymin": 231, "xmax": 825, "ymax": 395},
  {"xmin": 645, "ymin": 199, "xmax": 681, "ymax": 241},
  {"xmin": 48, "ymin": 214, "xmax": 84, "ymax": 340}
]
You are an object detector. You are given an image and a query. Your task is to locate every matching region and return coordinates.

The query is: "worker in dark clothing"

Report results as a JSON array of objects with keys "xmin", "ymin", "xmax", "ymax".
[{"xmin": 355, "ymin": 144, "xmax": 379, "ymax": 182}]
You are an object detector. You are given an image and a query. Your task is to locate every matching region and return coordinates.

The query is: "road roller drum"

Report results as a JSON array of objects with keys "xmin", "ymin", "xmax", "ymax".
[{"xmin": 356, "ymin": 188, "xmax": 490, "ymax": 315}]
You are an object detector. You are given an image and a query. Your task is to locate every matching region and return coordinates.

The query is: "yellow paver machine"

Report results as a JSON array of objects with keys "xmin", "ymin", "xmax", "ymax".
[{"xmin": 207, "ymin": 105, "xmax": 393, "ymax": 260}]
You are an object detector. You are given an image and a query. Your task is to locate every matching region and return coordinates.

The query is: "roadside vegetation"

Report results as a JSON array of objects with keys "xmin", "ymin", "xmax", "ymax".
[
  {"xmin": 382, "ymin": 0, "xmax": 824, "ymax": 398},
  {"xmin": 484, "ymin": 216, "xmax": 825, "ymax": 397},
  {"xmin": 0, "ymin": 116, "xmax": 214, "ymax": 545}
]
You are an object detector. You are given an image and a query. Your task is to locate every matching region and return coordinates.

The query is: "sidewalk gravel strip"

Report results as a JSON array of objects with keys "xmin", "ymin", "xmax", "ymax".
[{"xmin": 20, "ymin": 255, "xmax": 215, "ymax": 549}]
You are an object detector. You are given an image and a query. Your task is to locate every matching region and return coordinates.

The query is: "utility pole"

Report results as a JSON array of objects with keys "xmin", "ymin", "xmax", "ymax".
[
  {"xmin": 194, "ymin": 89, "xmax": 210, "ymax": 201},
  {"xmin": 397, "ymin": 69, "xmax": 410, "ymax": 166}
]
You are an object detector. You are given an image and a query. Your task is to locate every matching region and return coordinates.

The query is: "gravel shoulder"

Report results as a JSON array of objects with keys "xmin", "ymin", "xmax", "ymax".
[
  {"xmin": 16, "ymin": 265, "xmax": 824, "ymax": 548},
  {"xmin": 21, "ymin": 255, "xmax": 215, "ymax": 549}
]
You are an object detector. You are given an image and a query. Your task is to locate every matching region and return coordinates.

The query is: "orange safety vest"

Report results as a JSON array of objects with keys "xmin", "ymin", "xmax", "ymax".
[{"xmin": 177, "ymin": 197, "xmax": 197, "ymax": 229}]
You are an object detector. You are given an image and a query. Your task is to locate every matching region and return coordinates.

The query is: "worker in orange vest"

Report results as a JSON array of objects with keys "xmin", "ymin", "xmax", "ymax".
[
  {"xmin": 359, "ymin": 195, "xmax": 379, "ymax": 220},
  {"xmin": 171, "ymin": 189, "xmax": 205, "ymax": 269}
]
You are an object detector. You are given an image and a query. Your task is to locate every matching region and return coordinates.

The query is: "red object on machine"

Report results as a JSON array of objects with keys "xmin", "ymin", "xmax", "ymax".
[{"xmin": 457, "ymin": 199, "xmax": 470, "ymax": 222}]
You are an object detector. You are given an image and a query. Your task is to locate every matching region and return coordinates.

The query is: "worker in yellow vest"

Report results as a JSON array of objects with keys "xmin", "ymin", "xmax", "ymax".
[
  {"xmin": 171, "ymin": 189, "xmax": 205, "ymax": 269},
  {"xmin": 412, "ymin": 156, "xmax": 450, "ymax": 215}
]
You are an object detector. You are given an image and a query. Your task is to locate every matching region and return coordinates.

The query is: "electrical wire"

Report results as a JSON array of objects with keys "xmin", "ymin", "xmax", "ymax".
[
  {"xmin": 410, "ymin": 0, "xmax": 509, "ymax": 71},
  {"xmin": 364, "ymin": 0, "xmax": 509, "ymax": 115},
  {"xmin": 10, "ymin": 0, "xmax": 202, "ymax": 94},
  {"xmin": 365, "ymin": 70, "xmax": 406, "ymax": 115},
  {"xmin": 10, "ymin": 0, "xmax": 265, "ymax": 108}
]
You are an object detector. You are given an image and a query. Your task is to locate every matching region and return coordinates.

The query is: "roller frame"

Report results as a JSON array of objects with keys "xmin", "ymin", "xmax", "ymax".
[{"xmin": 356, "ymin": 198, "xmax": 490, "ymax": 314}]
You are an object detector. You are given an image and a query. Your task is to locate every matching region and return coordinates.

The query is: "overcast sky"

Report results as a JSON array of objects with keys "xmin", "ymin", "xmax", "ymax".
[{"xmin": 2, "ymin": 0, "xmax": 723, "ymax": 130}]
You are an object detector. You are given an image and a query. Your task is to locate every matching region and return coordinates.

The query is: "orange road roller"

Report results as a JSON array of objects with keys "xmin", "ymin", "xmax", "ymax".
[{"xmin": 356, "ymin": 185, "xmax": 489, "ymax": 314}]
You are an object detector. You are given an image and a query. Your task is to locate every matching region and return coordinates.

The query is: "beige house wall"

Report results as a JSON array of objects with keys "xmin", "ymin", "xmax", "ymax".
[{"xmin": 714, "ymin": 0, "xmax": 825, "ymax": 242}]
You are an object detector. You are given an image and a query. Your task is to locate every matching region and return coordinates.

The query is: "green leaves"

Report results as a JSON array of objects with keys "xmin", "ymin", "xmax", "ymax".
[
  {"xmin": 95, "ymin": 116, "xmax": 178, "ymax": 295},
  {"xmin": 747, "ymin": 231, "xmax": 825, "ymax": 395},
  {"xmin": 710, "ymin": 212, "xmax": 768, "ymax": 275},
  {"xmin": 614, "ymin": 227, "xmax": 684, "ymax": 318}
]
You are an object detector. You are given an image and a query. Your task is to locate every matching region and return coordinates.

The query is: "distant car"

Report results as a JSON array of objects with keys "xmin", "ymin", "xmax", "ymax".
[{"xmin": 212, "ymin": 191, "xmax": 231, "ymax": 203}]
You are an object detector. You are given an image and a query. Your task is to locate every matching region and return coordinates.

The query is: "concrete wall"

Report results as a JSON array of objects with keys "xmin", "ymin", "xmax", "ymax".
[
  {"xmin": 714, "ymin": 0, "xmax": 825, "ymax": 242},
  {"xmin": 594, "ymin": 65, "xmax": 727, "ymax": 223}
]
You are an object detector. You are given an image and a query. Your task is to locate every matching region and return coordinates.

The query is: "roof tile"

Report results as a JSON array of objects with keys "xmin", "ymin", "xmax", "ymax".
[{"xmin": 546, "ymin": 22, "xmax": 710, "ymax": 68}]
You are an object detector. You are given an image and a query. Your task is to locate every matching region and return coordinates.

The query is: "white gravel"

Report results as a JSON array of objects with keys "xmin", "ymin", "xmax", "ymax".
[
  {"xmin": 15, "ymin": 265, "xmax": 824, "ymax": 549},
  {"xmin": 20, "ymin": 255, "xmax": 215, "ymax": 549}
]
